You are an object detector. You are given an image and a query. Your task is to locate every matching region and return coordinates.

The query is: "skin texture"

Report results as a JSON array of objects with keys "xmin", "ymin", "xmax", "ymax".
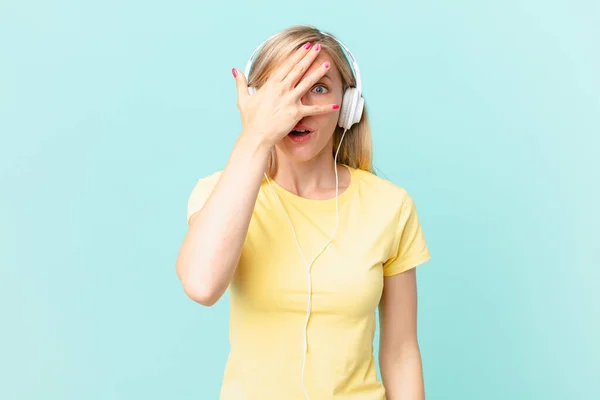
[{"xmin": 176, "ymin": 39, "xmax": 424, "ymax": 399}]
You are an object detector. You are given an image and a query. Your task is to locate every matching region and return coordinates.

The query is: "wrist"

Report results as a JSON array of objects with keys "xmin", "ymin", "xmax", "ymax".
[
  {"xmin": 239, "ymin": 128, "xmax": 275, "ymax": 153},
  {"xmin": 236, "ymin": 129, "xmax": 274, "ymax": 164}
]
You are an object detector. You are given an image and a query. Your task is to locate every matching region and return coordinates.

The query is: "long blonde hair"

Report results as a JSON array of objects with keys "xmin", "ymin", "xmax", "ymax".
[{"xmin": 246, "ymin": 25, "xmax": 375, "ymax": 177}]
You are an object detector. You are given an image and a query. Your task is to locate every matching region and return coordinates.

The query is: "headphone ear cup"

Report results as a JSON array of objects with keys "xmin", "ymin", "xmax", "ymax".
[
  {"xmin": 338, "ymin": 88, "xmax": 363, "ymax": 130},
  {"xmin": 338, "ymin": 89, "xmax": 354, "ymax": 130},
  {"xmin": 353, "ymin": 95, "xmax": 364, "ymax": 126}
]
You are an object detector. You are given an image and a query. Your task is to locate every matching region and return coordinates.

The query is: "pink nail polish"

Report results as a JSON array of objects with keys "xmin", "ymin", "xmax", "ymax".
[
  {"xmin": 324, "ymin": 61, "xmax": 330, "ymax": 68},
  {"xmin": 304, "ymin": 42, "xmax": 312, "ymax": 49},
  {"xmin": 314, "ymin": 43, "xmax": 320, "ymax": 51},
  {"xmin": 332, "ymin": 104, "xmax": 339, "ymax": 110},
  {"xmin": 232, "ymin": 68, "xmax": 238, "ymax": 78}
]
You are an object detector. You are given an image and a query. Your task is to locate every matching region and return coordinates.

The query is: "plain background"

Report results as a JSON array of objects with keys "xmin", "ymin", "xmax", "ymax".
[{"xmin": 1, "ymin": 0, "xmax": 598, "ymax": 399}]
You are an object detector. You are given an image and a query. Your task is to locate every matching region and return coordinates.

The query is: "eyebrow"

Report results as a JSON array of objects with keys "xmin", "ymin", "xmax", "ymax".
[{"xmin": 321, "ymin": 75, "xmax": 333, "ymax": 82}]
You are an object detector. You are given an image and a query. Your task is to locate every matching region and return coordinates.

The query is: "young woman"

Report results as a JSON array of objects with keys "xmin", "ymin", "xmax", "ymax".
[{"xmin": 176, "ymin": 25, "xmax": 431, "ymax": 400}]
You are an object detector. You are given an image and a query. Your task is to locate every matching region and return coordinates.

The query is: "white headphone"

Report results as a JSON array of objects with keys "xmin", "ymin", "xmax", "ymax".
[
  {"xmin": 244, "ymin": 30, "xmax": 365, "ymax": 130},
  {"xmin": 244, "ymin": 30, "xmax": 364, "ymax": 399}
]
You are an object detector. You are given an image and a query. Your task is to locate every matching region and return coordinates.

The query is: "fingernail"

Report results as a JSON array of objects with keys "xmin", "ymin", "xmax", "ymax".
[
  {"xmin": 304, "ymin": 42, "xmax": 312, "ymax": 50},
  {"xmin": 323, "ymin": 61, "xmax": 330, "ymax": 68},
  {"xmin": 314, "ymin": 43, "xmax": 321, "ymax": 51},
  {"xmin": 232, "ymin": 68, "xmax": 238, "ymax": 78},
  {"xmin": 332, "ymin": 104, "xmax": 339, "ymax": 109}
]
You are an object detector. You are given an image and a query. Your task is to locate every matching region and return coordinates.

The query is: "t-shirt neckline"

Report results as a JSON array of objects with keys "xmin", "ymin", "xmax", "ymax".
[{"xmin": 265, "ymin": 164, "xmax": 357, "ymax": 212}]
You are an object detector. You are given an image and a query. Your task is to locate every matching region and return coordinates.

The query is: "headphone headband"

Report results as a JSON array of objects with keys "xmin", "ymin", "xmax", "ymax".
[{"xmin": 243, "ymin": 30, "xmax": 362, "ymax": 93}]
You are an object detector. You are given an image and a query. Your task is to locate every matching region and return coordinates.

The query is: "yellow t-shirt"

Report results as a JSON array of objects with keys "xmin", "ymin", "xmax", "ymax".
[{"xmin": 186, "ymin": 165, "xmax": 431, "ymax": 400}]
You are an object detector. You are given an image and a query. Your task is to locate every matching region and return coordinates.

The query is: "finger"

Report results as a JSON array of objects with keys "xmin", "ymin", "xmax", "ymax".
[
  {"xmin": 232, "ymin": 68, "xmax": 250, "ymax": 104},
  {"xmin": 291, "ymin": 60, "xmax": 330, "ymax": 98},
  {"xmin": 270, "ymin": 41, "xmax": 314, "ymax": 82},
  {"xmin": 300, "ymin": 103, "xmax": 340, "ymax": 117},
  {"xmin": 282, "ymin": 42, "xmax": 322, "ymax": 88}
]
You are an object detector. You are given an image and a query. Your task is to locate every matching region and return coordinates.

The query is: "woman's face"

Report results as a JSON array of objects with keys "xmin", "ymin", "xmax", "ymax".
[{"xmin": 275, "ymin": 50, "xmax": 344, "ymax": 163}]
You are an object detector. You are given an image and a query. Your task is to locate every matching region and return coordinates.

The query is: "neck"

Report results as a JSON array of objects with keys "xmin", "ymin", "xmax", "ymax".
[{"xmin": 271, "ymin": 146, "xmax": 348, "ymax": 200}]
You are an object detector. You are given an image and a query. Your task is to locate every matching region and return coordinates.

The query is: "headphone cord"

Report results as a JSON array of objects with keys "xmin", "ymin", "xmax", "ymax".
[{"xmin": 263, "ymin": 128, "xmax": 348, "ymax": 399}]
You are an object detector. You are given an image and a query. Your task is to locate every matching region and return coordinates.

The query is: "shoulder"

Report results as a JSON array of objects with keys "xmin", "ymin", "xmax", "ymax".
[
  {"xmin": 188, "ymin": 170, "xmax": 224, "ymax": 200},
  {"xmin": 186, "ymin": 170, "xmax": 224, "ymax": 224},
  {"xmin": 352, "ymin": 167, "xmax": 414, "ymax": 211},
  {"xmin": 194, "ymin": 170, "xmax": 223, "ymax": 187}
]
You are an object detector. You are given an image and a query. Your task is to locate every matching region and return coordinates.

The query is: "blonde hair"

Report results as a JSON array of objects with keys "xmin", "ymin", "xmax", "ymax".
[{"xmin": 247, "ymin": 25, "xmax": 375, "ymax": 177}]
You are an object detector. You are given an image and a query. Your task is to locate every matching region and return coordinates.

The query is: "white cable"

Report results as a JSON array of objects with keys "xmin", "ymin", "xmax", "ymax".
[{"xmin": 264, "ymin": 129, "xmax": 348, "ymax": 399}]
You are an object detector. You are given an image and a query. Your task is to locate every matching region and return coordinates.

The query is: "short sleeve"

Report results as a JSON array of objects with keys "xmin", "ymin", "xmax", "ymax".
[
  {"xmin": 186, "ymin": 171, "xmax": 222, "ymax": 225},
  {"xmin": 382, "ymin": 193, "xmax": 431, "ymax": 276}
]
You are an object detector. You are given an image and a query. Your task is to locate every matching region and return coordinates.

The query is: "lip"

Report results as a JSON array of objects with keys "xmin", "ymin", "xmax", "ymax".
[
  {"xmin": 290, "ymin": 123, "xmax": 314, "ymax": 133},
  {"xmin": 288, "ymin": 130, "xmax": 314, "ymax": 143}
]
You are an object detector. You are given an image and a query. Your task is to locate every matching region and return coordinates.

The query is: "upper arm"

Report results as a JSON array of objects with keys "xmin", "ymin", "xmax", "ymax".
[
  {"xmin": 379, "ymin": 192, "xmax": 430, "ymax": 349},
  {"xmin": 379, "ymin": 268, "xmax": 419, "ymax": 352}
]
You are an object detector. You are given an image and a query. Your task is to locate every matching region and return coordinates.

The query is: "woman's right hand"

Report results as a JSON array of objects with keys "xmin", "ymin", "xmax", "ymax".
[{"xmin": 232, "ymin": 41, "xmax": 340, "ymax": 148}]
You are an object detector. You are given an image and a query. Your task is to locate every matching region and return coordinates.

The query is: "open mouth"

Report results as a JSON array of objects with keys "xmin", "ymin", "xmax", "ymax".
[
  {"xmin": 289, "ymin": 129, "xmax": 312, "ymax": 137},
  {"xmin": 288, "ymin": 123, "xmax": 315, "ymax": 143},
  {"xmin": 287, "ymin": 129, "xmax": 314, "ymax": 143}
]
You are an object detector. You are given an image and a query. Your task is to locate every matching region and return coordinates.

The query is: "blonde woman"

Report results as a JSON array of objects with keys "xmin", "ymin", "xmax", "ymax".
[{"xmin": 176, "ymin": 25, "xmax": 431, "ymax": 400}]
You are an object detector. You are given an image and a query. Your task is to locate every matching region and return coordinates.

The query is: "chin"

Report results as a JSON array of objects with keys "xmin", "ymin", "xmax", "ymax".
[{"xmin": 276, "ymin": 127, "xmax": 336, "ymax": 164}]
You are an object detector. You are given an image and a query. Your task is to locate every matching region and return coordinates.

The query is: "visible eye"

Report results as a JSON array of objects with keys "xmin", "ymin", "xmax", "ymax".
[{"xmin": 311, "ymin": 84, "xmax": 329, "ymax": 94}]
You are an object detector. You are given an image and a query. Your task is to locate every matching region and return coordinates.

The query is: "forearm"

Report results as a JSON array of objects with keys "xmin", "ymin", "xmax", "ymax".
[
  {"xmin": 380, "ymin": 342, "xmax": 425, "ymax": 400},
  {"xmin": 176, "ymin": 130, "xmax": 271, "ymax": 305}
]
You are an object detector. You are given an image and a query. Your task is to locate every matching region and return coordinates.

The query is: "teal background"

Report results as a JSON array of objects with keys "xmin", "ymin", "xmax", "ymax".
[{"xmin": 1, "ymin": 0, "xmax": 598, "ymax": 399}]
